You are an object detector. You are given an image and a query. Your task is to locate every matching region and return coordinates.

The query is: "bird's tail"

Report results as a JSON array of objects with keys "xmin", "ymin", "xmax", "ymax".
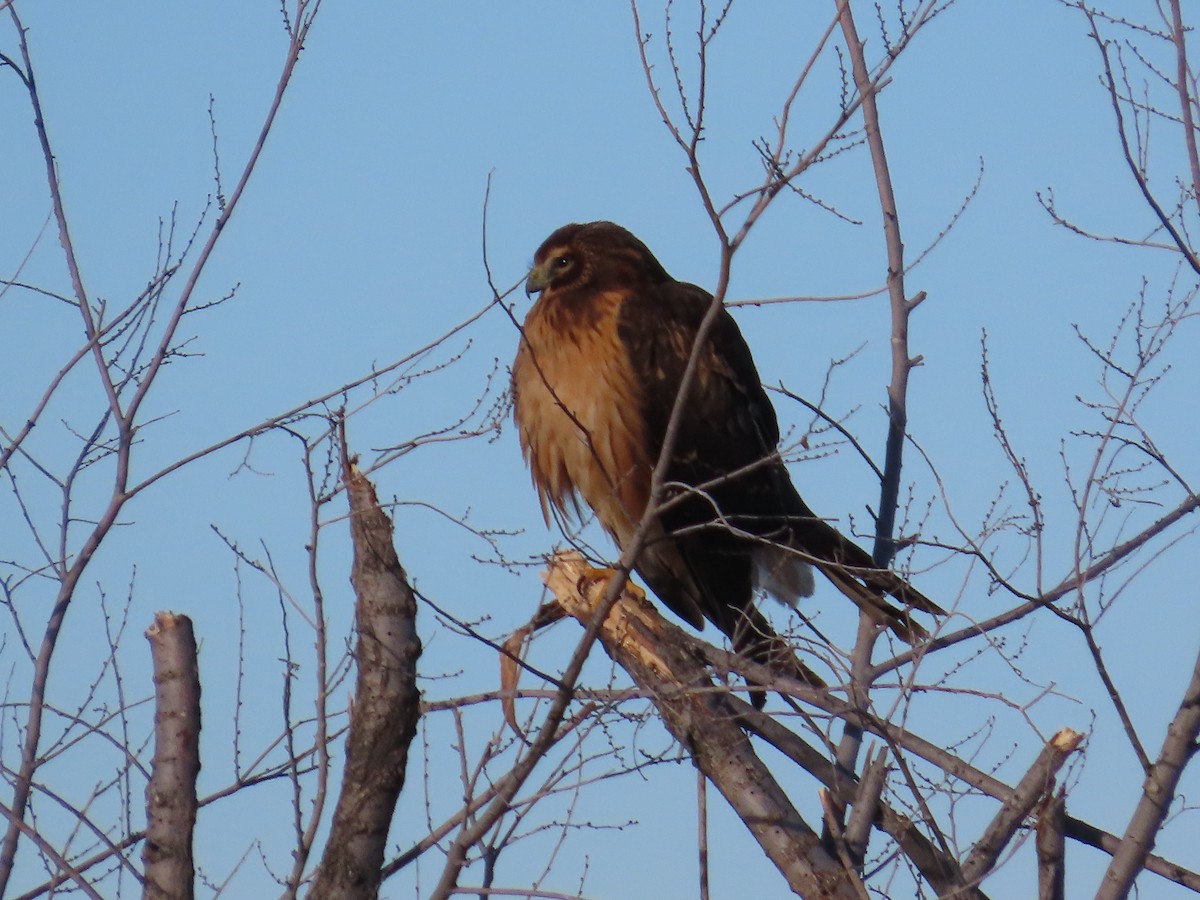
[
  {"xmin": 785, "ymin": 513, "xmax": 945, "ymax": 644},
  {"xmin": 813, "ymin": 561, "xmax": 936, "ymax": 644}
]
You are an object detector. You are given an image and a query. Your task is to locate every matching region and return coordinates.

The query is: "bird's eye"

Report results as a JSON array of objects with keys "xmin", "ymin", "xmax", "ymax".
[{"xmin": 555, "ymin": 256, "xmax": 572, "ymax": 269}]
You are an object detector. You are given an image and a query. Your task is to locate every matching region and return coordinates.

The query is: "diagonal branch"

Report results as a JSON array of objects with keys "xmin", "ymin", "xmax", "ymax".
[
  {"xmin": 959, "ymin": 729, "xmax": 1083, "ymax": 887},
  {"xmin": 1095, "ymin": 641, "xmax": 1200, "ymax": 899},
  {"xmin": 543, "ymin": 551, "xmax": 860, "ymax": 898},
  {"xmin": 739, "ymin": 711, "xmax": 980, "ymax": 898}
]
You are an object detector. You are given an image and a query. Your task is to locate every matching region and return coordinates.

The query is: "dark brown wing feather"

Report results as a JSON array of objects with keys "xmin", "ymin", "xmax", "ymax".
[
  {"xmin": 616, "ymin": 279, "xmax": 942, "ymax": 649},
  {"xmin": 616, "ymin": 280, "xmax": 777, "ymax": 641}
]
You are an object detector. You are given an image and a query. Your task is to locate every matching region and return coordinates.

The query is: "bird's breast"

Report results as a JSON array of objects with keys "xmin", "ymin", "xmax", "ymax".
[{"xmin": 512, "ymin": 291, "xmax": 652, "ymax": 544}]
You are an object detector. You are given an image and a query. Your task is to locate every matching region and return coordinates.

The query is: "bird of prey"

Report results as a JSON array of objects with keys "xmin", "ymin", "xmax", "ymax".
[{"xmin": 511, "ymin": 221, "xmax": 941, "ymax": 691}]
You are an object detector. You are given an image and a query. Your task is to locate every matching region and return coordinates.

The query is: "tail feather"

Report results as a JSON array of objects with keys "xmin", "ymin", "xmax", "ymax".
[
  {"xmin": 789, "ymin": 514, "xmax": 945, "ymax": 635},
  {"xmin": 860, "ymin": 565, "xmax": 945, "ymax": 617},
  {"xmin": 814, "ymin": 562, "xmax": 930, "ymax": 644}
]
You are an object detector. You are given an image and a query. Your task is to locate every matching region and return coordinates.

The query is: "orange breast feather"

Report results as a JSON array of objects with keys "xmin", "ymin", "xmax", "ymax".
[{"xmin": 513, "ymin": 291, "xmax": 651, "ymax": 545}]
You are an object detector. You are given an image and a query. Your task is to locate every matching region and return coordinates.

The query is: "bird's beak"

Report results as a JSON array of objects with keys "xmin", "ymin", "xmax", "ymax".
[{"xmin": 525, "ymin": 263, "xmax": 550, "ymax": 298}]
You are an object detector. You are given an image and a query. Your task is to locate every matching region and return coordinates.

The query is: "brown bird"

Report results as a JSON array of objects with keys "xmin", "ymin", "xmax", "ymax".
[{"xmin": 511, "ymin": 221, "xmax": 941, "ymax": 694}]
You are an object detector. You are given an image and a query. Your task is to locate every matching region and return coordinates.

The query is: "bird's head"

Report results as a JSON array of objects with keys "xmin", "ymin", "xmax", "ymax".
[
  {"xmin": 525, "ymin": 237, "xmax": 581, "ymax": 298},
  {"xmin": 525, "ymin": 221, "xmax": 671, "ymax": 299}
]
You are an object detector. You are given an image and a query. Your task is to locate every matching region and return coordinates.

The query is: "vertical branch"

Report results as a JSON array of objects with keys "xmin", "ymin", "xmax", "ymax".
[
  {"xmin": 842, "ymin": 745, "xmax": 887, "ymax": 866},
  {"xmin": 308, "ymin": 450, "xmax": 422, "ymax": 899},
  {"xmin": 835, "ymin": 0, "xmax": 920, "ymax": 569},
  {"xmin": 826, "ymin": 0, "xmax": 923, "ymax": 846},
  {"xmin": 697, "ymin": 770, "xmax": 710, "ymax": 900},
  {"xmin": 1168, "ymin": 0, "xmax": 1200, "ymax": 220},
  {"xmin": 282, "ymin": 435, "xmax": 334, "ymax": 895},
  {"xmin": 142, "ymin": 613, "xmax": 201, "ymax": 900}
]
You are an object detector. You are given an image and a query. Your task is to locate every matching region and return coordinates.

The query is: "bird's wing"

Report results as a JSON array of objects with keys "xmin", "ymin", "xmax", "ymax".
[
  {"xmin": 615, "ymin": 279, "xmax": 782, "ymax": 498},
  {"xmin": 615, "ymin": 280, "xmax": 793, "ymax": 638},
  {"xmin": 616, "ymin": 280, "xmax": 945, "ymax": 637}
]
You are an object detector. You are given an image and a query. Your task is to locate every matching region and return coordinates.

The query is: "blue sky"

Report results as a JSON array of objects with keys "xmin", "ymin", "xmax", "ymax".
[{"xmin": 3, "ymin": 2, "xmax": 1198, "ymax": 897}]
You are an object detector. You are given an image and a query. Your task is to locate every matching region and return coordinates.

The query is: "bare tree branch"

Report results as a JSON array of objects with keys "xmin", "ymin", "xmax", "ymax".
[
  {"xmin": 543, "ymin": 551, "xmax": 860, "ymax": 899},
  {"xmin": 308, "ymin": 450, "xmax": 422, "ymax": 899},
  {"xmin": 960, "ymin": 729, "xmax": 1083, "ymax": 887},
  {"xmin": 1096, "ymin": 642, "xmax": 1200, "ymax": 899},
  {"xmin": 0, "ymin": 4, "xmax": 324, "ymax": 891},
  {"xmin": 825, "ymin": 0, "xmax": 931, "ymax": 852},
  {"xmin": 1037, "ymin": 791, "xmax": 1066, "ymax": 900}
]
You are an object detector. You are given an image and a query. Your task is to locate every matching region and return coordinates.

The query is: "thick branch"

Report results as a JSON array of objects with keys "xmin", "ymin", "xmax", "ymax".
[
  {"xmin": 544, "ymin": 551, "xmax": 859, "ymax": 899},
  {"xmin": 308, "ymin": 458, "xmax": 422, "ymax": 899},
  {"xmin": 1096, "ymin": 643, "xmax": 1200, "ymax": 899},
  {"xmin": 738, "ymin": 709, "xmax": 979, "ymax": 898},
  {"xmin": 1037, "ymin": 791, "xmax": 1066, "ymax": 900},
  {"xmin": 142, "ymin": 613, "xmax": 202, "ymax": 900},
  {"xmin": 960, "ymin": 729, "xmax": 1083, "ymax": 887}
]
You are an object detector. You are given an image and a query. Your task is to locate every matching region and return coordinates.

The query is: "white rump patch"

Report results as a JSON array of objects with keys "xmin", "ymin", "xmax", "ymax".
[{"xmin": 752, "ymin": 545, "xmax": 815, "ymax": 607}]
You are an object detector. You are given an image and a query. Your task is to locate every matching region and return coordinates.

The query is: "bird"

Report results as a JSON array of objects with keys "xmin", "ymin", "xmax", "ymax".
[{"xmin": 511, "ymin": 221, "xmax": 942, "ymax": 698}]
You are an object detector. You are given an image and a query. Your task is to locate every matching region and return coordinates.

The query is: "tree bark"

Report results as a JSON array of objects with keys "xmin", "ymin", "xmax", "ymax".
[
  {"xmin": 308, "ymin": 459, "xmax": 422, "ymax": 899},
  {"xmin": 960, "ymin": 728, "xmax": 1082, "ymax": 887},
  {"xmin": 142, "ymin": 612, "xmax": 201, "ymax": 900},
  {"xmin": 1037, "ymin": 791, "xmax": 1066, "ymax": 900},
  {"xmin": 544, "ymin": 551, "xmax": 859, "ymax": 899},
  {"xmin": 1097, "ymin": 645, "xmax": 1200, "ymax": 899}
]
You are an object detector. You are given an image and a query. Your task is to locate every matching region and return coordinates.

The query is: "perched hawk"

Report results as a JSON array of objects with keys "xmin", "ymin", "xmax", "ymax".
[{"xmin": 512, "ymin": 221, "xmax": 941, "ymax": 690}]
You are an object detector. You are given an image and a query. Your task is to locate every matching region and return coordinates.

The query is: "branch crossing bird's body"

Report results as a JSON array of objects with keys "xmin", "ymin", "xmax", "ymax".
[{"xmin": 512, "ymin": 222, "xmax": 942, "ymax": 692}]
